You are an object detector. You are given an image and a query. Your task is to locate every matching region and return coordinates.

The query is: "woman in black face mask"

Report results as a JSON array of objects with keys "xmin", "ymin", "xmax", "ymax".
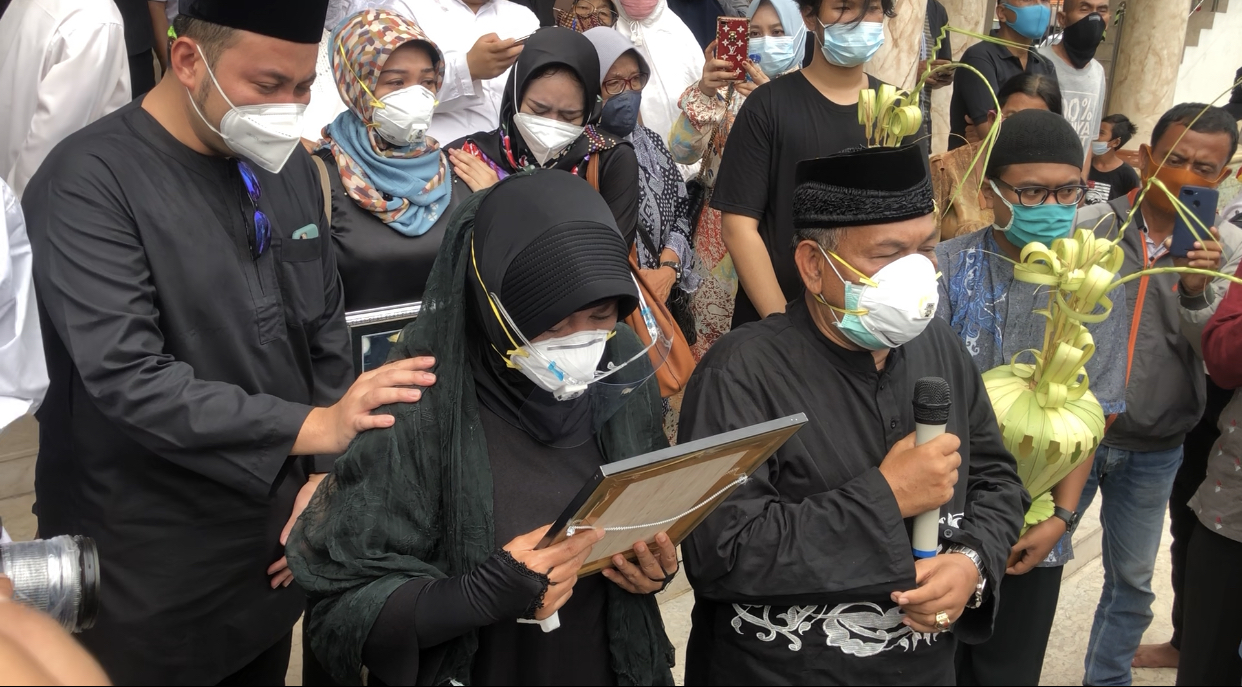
[
  {"xmin": 445, "ymin": 27, "xmax": 642, "ymax": 247},
  {"xmin": 584, "ymin": 28, "xmax": 699, "ymax": 324}
]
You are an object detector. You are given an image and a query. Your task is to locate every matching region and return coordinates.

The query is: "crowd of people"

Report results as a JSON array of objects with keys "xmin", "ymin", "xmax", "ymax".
[{"xmin": 1, "ymin": 0, "xmax": 1242, "ymax": 685}]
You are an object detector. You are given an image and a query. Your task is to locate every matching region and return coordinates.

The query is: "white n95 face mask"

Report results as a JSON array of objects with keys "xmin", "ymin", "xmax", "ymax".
[
  {"xmin": 372, "ymin": 84, "xmax": 438, "ymax": 148},
  {"xmin": 188, "ymin": 45, "xmax": 306, "ymax": 174},
  {"xmin": 512, "ymin": 113, "xmax": 584, "ymax": 166},
  {"xmin": 511, "ymin": 329, "xmax": 612, "ymax": 400},
  {"xmin": 818, "ymin": 248, "xmax": 939, "ymax": 350}
]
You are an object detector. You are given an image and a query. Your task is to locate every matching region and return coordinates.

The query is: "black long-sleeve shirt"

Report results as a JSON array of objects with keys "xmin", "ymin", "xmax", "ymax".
[
  {"xmin": 679, "ymin": 298, "xmax": 1027, "ymax": 685},
  {"xmin": 361, "ymin": 405, "xmax": 615, "ymax": 686},
  {"xmin": 23, "ymin": 101, "xmax": 353, "ymax": 684}
]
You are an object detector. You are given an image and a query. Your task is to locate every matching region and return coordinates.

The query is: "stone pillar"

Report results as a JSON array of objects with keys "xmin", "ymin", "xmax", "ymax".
[
  {"xmin": 1109, "ymin": 0, "xmax": 1191, "ymax": 150},
  {"xmin": 930, "ymin": 0, "xmax": 992, "ymax": 153},
  {"xmin": 866, "ymin": 0, "xmax": 928, "ymax": 90}
]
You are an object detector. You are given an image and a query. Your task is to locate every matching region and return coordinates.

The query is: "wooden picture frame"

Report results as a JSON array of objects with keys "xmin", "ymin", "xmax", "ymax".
[
  {"xmin": 537, "ymin": 414, "xmax": 808, "ymax": 576},
  {"xmin": 345, "ymin": 302, "xmax": 422, "ymax": 378}
]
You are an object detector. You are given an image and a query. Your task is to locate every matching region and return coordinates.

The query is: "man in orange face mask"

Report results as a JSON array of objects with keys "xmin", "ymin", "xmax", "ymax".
[{"xmin": 1071, "ymin": 103, "xmax": 1241, "ymax": 685}]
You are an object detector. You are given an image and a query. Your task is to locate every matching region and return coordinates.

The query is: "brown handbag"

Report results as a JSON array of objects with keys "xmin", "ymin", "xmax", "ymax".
[{"xmin": 587, "ymin": 155, "xmax": 696, "ymax": 398}]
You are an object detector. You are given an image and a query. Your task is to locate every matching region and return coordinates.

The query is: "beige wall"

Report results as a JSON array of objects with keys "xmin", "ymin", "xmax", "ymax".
[
  {"xmin": 866, "ymin": 0, "xmax": 930, "ymax": 90},
  {"xmin": 1109, "ymin": 0, "xmax": 1192, "ymax": 150}
]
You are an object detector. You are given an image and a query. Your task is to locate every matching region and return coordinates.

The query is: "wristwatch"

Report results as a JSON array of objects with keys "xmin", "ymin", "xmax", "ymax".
[
  {"xmin": 660, "ymin": 260, "xmax": 683, "ymax": 286},
  {"xmin": 1052, "ymin": 506, "xmax": 1081, "ymax": 534},
  {"xmin": 947, "ymin": 545, "xmax": 988, "ymax": 609}
]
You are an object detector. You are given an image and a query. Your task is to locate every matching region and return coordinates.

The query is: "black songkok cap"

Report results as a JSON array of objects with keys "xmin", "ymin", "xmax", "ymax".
[
  {"xmin": 793, "ymin": 145, "xmax": 934, "ymax": 231},
  {"xmin": 474, "ymin": 172, "xmax": 639, "ymax": 340},
  {"xmin": 181, "ymin": 0, "xmax": 329, "ymax": 44},
  {"xmin": 986, "ymin": 109, "xmax": 1085, "ymax": 177}
]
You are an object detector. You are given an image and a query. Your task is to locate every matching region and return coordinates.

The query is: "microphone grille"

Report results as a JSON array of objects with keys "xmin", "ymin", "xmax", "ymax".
[{"xmin": 913, "ymin": 377, "xmax": 951, "ymax": 424}]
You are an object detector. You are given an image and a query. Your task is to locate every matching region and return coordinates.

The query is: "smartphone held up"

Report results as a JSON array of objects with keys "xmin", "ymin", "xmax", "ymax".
[
  {"xmin": 1170, "ymin": 185, "xmax": 1219, "ymax": 258},
  {"xmin": 716, "ymin": 16, "xmax": 749, "ymax": 80}
]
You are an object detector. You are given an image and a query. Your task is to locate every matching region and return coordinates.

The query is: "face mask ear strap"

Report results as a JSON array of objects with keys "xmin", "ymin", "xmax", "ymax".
[
  {"xmin": 988, "ymin": 179, "xmax": 1017, "ymax": 232},
  {"xmin": 814, "ymin": 245, "xmax": 869, "ymax": 316},
  {"xmin": 471, "ymin": 237, "xmax": 525, "ymax": 367},
  {"xmin": 193, "ymin": 44, "xmax": 235, "ymax": 108},
  {"xmin": 337, "ymin": 39, "xmax": 386, "ymax": 112},
  {"xmin": 821, "ymin": 246, "xmax": 879, "ymax": 288}
]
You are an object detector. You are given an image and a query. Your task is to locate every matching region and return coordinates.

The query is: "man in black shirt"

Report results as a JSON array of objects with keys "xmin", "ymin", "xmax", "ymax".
[
  {"xmin": 948, "ymin": 0, "xmax": 1056, "ymax": 150},
  {"xmin": 682, "ymin": 143, "xmax": 1026, "ymax": 685},
  {"xmin": 712, "ymin": 0, "xmax": 895, "ymax": 328},
  {"xmin": 23, "ymin": 1, "xmax": 434, "ymax": 682}
]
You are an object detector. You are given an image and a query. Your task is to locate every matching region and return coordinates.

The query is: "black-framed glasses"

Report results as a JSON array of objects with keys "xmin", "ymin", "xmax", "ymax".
[
  {"xmin": 237, "ymin": 161, "xmax": 272, "ymax": 259},
  {"xmin": 603, "ymin": 74, "xmax": 649, "ymax": 96},
  {"xmin": 573, "ymin": 1, "xmax": 618, "ymax": 26},
  {"xmin": 993, "ymin": 178, "xmax": 1089, "ymax": 207}
]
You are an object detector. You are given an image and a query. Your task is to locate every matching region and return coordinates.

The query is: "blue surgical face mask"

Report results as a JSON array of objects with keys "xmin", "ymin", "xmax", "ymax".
[
  {"xmin": 1091, "ymin": 140, "xmax": 1111, "ymax": 157},
  {"xmin": 1002, "ymin": 2, "xmax": 1051, "ymax": 41},
  {"xmin": 990, "ymin": 180, "xmax": 1078, "ymax": 248},
  {"xmin": 749, "ymin": 35, "xmax": 800, "ymax": 77},
  {"xmin": 818, "ymin": 20, "xmax": 885, "ymax": 68},
  {"xmin": 600, "ymin": 89, "xmax": 642, "ymax": 137}
]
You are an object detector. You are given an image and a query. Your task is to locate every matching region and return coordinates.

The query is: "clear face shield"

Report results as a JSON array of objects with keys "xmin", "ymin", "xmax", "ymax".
[{"xmin": 472, "ymin": 240, "xmax": 673, "ymax": 446}]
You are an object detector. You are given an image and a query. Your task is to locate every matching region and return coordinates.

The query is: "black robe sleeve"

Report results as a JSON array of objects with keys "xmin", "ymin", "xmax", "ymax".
[
  {"xmin": 679, "ymin": 365, "xmax": 913, "ymax": 603},
  {"xmin": 362, "ymin": 551, "xmax": 548, "ymax": 684},
  {"xmin": 30, "ymin": 155, "xmax": 314, "ymax": 498},
  {"xmin": 598, "ymin": 144, "xmax": 640, "ymax": 248}
]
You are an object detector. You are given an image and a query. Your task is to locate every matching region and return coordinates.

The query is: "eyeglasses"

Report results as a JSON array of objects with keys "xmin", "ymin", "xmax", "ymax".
[
  {"xmin": 602, "ymin": 74, "xmax": 648, "ymax": 96},
  {"xmin": 237, "ymin": 161, "xmax": 272, "ymax": 259},
  {"xmin": 573, "ymin": 1, "xmax": 618, "ymax": 26},
  {"xmin": 993, "ymin": 178, "xmax": 1088, "ymax": 207}
]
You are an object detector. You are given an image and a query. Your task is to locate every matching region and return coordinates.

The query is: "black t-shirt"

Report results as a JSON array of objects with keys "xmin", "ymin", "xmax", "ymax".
[
  {"xmin": 948, "ymin": 40, "xmax": 1057, "ymax": 150},
  {"xmin": 1087, "ymin": 163, "xmax": 1141, "ymax": 205},
  {"xmin": 710, "ymin": 72, "xmax": 880, "ymax": 327}
]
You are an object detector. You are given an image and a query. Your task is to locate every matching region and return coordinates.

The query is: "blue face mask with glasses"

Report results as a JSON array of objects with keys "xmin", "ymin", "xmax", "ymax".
[
  {"xmin": 749, "ymin": 35, "xmax": 800, "ymax": 77},
  {"xmin": 1002, "ymin": 2, "xmax": 1051, "ymax": 40},
  {"xmin": 990, "ymin": 179, "xmax": 1078, "ymax": 248},
  {"xmin": 818, "ymin": 19, "xmax": 885, "ymax": 68},
  {"xmin": 600, "ymin": 90, "xmax": 642, "ymax": 137}
]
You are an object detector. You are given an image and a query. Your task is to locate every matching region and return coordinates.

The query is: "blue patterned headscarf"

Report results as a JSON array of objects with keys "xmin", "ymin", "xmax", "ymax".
[{"xmin": 321, "ymin": 9, "xmax": 451, "ymax": 237}]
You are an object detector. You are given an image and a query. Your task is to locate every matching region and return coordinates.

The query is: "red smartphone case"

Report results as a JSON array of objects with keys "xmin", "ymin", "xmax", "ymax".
[{"xmin": 716, "ymin": 17, "xmax": 749, "ymax": 80}]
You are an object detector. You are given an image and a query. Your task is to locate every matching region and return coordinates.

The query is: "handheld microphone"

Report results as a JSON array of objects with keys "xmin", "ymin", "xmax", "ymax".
[{"xmin": 911, "ymin": 377, "xmax": 951, "ymax": 559}]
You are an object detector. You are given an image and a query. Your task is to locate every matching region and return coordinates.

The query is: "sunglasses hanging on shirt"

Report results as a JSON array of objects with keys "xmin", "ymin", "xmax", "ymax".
[{"xmin": 237, "ymin": 160, "xmax": 272, "ymax": 259}]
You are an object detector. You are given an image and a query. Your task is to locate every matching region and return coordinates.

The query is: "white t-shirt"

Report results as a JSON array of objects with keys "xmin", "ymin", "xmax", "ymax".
[
  {"xmin": 1039, "ymin": 46, "xmax": 1107, "ymax": 164},
  {"xmin": 0, "ymin": 0, "xmax": 130, "ymax": 198}
]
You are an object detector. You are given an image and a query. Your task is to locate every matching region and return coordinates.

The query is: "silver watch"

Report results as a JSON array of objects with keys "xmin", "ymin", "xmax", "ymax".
[{"xmin": 947, "ymin": 545, "xmax": 987, "ymax": 609}]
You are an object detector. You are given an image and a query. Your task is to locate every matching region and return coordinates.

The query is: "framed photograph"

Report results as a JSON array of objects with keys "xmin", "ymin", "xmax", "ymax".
[
  {"xmin": 536, "ymin": 413, "xmax": 808, "ymax": 576},
  {"xmin": 345, "ymin": 302, "xmax": 422, "ymax": 378}
]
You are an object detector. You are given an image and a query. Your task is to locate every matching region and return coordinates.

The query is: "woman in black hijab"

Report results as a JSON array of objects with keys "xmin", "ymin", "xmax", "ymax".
[
  {"xmin": 288, "ymin": 170, "xmax": 677, "ymax": 686},
  {"xmin": 446, "ymin": 27, "xmax": 641, "ymax": 245}
]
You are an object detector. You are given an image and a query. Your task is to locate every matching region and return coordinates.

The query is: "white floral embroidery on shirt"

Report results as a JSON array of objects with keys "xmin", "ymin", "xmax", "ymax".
[{"xmin": 730, "ymin": 602, "xmax": 941, "ymax": 656}]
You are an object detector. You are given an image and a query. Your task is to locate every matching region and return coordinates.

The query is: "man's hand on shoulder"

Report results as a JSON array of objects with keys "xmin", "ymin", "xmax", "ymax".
[{"xmin": 293, "ymin": 356, "xmax": 437, "ymax": 456}]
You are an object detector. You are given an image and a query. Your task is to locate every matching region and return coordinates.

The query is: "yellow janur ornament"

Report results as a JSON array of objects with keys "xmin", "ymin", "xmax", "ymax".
[{"xmin": 981, "ymin": 228, "xmax": 1124, "ymax": 530}]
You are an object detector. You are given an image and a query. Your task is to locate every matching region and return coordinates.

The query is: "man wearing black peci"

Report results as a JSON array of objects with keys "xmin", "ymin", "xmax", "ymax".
[
  {"xmin": 679, "ymin": 144, "xmax": 1027, "ymax": 684},
  {"xmin": 22, "ymin": 0, "xmax": 432, "ymax": 682}
]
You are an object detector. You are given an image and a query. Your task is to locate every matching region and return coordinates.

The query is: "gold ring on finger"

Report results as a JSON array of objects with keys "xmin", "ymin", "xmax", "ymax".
[{"xmin": 934, "ymin": 611, "xmax": 951, "ymax": 632}]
